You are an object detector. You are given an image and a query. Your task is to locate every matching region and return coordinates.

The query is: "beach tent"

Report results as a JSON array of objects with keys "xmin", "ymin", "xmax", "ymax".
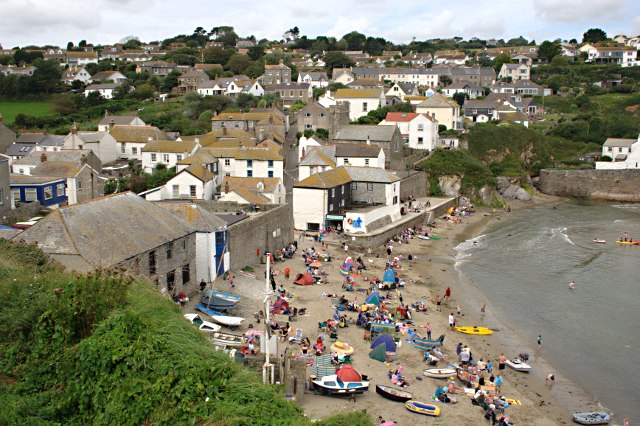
[
  {"xmin": 336, "ymin": 365, "xmax": 362, "ymax": 382},
  {"xmin": 364, "ymin": 291, "xmax": 381, "ymax": 307},
  {"xmin": 272, "ymin": 297, "xmax": 289, "ymax": 314},
  {"xmin": 383, "ymin": 269, "xmax": 396, "ymax": 284},
  {"xmin": 369, "ymin": 342, "xmax": 387, "ymax": 362},
  {"xmin": 293, "ymin": 273, "xmax": 314, "ymax": 285},
  {"xmin": 371, "ymin": 334, "xmax": 396, "ymax": 352}
]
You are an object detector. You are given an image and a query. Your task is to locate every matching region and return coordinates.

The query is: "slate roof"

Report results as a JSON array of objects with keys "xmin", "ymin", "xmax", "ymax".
[
  {"xmin": 300, "ymin": 146, "xmax": 336, "ymax": 167},
  {"xmin": 31, "ymin": 162, "xmax": 85, "ymax": 178},
  {"xmin": 109, "ymin": 125, "xmax": 165, "ymax": 143},
  {"xmin": 75, "ymin": 132, "xmax": 106, "ymax": 143},
  {"xmin": 295, "ymin": 166, "xmax": 398, "ymax": 189},
  {"xmin": 99, "ymin": 115, "xmax": 140, "ymax": 126},
  {"xmin": 343, "ymin": 166, "xmax": 399, "ymax": 183},
  {"xmin": 333, "ymin": 125, "xmax": 397, "ymax": 142},
  {"xmin": 153, "ymin": 202, "xmax": 226, "ymax": 232},
  {"xmin": 92, "ymin": 71, "xmax": 124, "ymax": 81},
  {"xmin": 446, "ymin": 81, "xmax": 483, "ymax": 90},
  {"xmin": 417, "ymin": 93, "xmax": 460, "ymax": 108},
  {"xmin": 498, "ymin": 112, "xmax": 529, "ymax": 122},
  {"xmin": 15, "ymin": 192, "xmax": 196, "ymax": 270},
  {"xmin": 603, "ymin": 138, "xmax": 637, "ymax": 147},
  {"xmin": 16, "ymin": 133, "xmax": 47, "ymax": 144},
  {"xmin": 37, "ymin": 135, "xmax": 65, "ymax": 147},
  {"xmin": 272, "ymin": 82, "xmax": 310, "ymax": 90},
  {"xmin": 182, "ymin": 164, "xmax": 214, "ymax": 182},
  {"xmin": 10, "ymin": 174, "xmax": 65, "ymax": 184},
  {"xmin": 335, "ymin": 143, "xmax": 381, "ymax": 158},
  {"xmin": 12, "ymin": 149, "xmax": 94, "ymax": 165},
  {"xmin": 223, "ymin": 176, "xmax": 281, "ymax": 193},
  {"xmin": 86, "ymin": 83, "xmax": 121, "ymax": 90},
  {"xmin": 5, "ymin": 143, "xmax": 35, "ymax": 157}
]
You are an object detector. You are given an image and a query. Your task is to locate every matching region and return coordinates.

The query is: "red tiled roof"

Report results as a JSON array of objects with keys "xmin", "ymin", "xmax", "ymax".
[{"xmin": 384, "ymin": 112, "xmax": 435, "ymax": 122}]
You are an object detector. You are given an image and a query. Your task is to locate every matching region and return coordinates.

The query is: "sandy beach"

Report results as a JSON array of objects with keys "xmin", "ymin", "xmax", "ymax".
[{"xmin": 193, "ymin": 194, "xmax": 610, "ymax": 425}]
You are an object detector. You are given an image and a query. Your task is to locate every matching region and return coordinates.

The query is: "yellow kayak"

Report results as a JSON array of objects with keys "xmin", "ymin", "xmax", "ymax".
[{"xmin": 455, "ymin": 326, "xmax": 493, "ymax": 335}]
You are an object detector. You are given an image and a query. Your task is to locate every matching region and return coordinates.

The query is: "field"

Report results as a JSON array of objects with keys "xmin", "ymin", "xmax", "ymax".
[{"xmin": 0, "ymin": 101, "xmax": 53, "ymax": 124}]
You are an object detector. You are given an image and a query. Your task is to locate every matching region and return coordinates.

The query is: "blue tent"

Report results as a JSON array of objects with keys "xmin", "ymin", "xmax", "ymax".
[
  {"xmin": 383, "ymin": 269, "xmax": 396, "ymax": 284},
  {"xmin": 364, "ymin": 291, "xmax": 381, "ymax": 306},
  {"xmin": 371, "ymin": 333, "xmax": 396, "ymax": 351}
]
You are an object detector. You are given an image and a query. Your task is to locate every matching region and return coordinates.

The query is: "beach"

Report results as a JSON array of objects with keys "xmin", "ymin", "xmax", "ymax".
[{"xmin": 195, "ymin": 195, "xmax": 611, "ymax": 425}]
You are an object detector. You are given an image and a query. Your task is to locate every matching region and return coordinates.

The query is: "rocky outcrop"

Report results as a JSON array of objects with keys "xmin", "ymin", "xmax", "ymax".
[
  {"xmin": 495, "ymin": 176, "xmax": 531, "ymax": 201},
  {"xmin": 438, "ymin": 175, "xmax": 462, "ymax": 197}
]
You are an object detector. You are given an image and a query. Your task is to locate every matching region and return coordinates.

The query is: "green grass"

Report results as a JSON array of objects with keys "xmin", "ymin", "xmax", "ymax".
[{"xmin": 0, "ymin": 101, "xmax": 53, "ymax": 124}]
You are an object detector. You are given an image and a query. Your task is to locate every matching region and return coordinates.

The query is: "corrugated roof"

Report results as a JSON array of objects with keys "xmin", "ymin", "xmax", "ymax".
[
  {"xmin": 335, "ymin": 88, "xmax": 383, "ymax": 98},
  {"xmin": 16, "ymin": 192, "xmax": 195, "ymax": 269},
  {"xmin": 142, "ymin": 140, "xmax": 198, "ymax": 153}
]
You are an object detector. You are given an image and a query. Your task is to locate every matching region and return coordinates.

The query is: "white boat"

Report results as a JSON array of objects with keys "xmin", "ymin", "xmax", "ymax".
[
  {"xmin": 505, "ymin": 358, "xmax": 532, "ymax": 372},
  {"xmin": 311, "ymin": 374, "xmax": 370, "ymax": 396},
  {"xmin": 184, "ymin": 313, "xmax": 221, "ymax": 333},
  {"xmin": 423, "ymin": 368, "xmax": 457, "ymax": 379},
  {"xmin": 572, "ymin": 412, "xmax": 610, "ymax": 425},
  {"xmin": 196, "ymin": 304, "xmax": 244, "ymax": 327},
  {"xmin": 592, "ymin": 239, "xmax": 606, "ymax": 244}
]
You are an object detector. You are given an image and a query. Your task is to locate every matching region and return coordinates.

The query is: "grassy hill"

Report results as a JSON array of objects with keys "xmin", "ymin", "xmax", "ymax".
[
  {"xmin": 0, "ymin": 239, "xmax": 372, "ymax": 426},
  {"xmin": 0, "ymin": 100, "xmax": 53, "ymax": 124}
]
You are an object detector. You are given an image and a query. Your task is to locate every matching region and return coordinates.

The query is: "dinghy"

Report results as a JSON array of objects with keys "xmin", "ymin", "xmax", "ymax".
[
  {"xmin": 196, "ymin": 304, "xmax": 244, "ymax": 327},
  {"xmin": 423, "ymin": 368, "xmax": 457, "ymax": 379},
  {"xmin": 505, "ymin": 357, "xmax": 532, "ymax": 372},
  {"xmin": 311, "ymin": 374, "xmax": 370, "ymax": 396},
  {"xmin": 572, "ymin": 412, "xmax": 610, "ymax": 425},
  {"xmin": 375, "ymin": 384, "xmax": 413, "ymax": 402},
  {"xmin": 454, "ymin": 326, "xmax": 493, "ymax": 335},
  {"xmin": 404, "ymin": 400, "xmax": 441, "ymax": 417},
  {"xmin": 184, "ymin": 313, "xmax": 221, "ymax": 333},
  {"xmin": 200, "ymin": 290, "xmax": 240, "ymax": 310}
]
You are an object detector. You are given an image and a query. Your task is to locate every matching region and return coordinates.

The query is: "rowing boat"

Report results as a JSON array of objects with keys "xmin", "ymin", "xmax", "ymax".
[
  {"xmin": 424, "ymin": 367, "xmax": 456, "ymax": 379},
  {"xmin": 375, "ymin": 384, "xmax": 413, "ymax": 402}
]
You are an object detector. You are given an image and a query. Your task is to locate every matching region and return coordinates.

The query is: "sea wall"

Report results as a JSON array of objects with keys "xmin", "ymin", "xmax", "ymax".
[
  {"xmin": 539, "ymin": 169, "xmax": 640, "ymax": 202},
  {"xmin": 398, "ymin": 171, "xmax": 428, "ymax": 200}
]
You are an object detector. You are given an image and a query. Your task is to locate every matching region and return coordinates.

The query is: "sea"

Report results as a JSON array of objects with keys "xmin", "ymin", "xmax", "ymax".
[{"xmin": 454, "ymin": 200, "xmax": 640, "ymax": 423}]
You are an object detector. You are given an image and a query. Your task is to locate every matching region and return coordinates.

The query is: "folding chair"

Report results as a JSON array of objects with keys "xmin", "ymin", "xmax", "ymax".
[{"xmin": 288, "ymin": 328, "xmax": 303, "ymax": 344}]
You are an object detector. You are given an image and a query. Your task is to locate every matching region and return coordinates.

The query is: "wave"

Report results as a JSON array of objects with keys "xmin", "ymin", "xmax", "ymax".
[
  {"xmin": 612, "ymin": 204, "xmax": 640, "ymax": 211},
  {"xmin": 454, "ymin": 234, "xmax": 485, "ymax": 261},
  {"xmin": 551, "ymin": 226, "xmax": 575, "ymax": 245}
]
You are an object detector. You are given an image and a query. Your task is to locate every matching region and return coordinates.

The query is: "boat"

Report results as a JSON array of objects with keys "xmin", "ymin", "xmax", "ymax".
[
  {"xmin": 196, "ymin": 304, "xmax": 244, "ymax": 327},
  {"xmin": 184, "ymin": 313, "xmax": 221, "ymax": 333},
  {"xmin": 592, "ymin": 239, "xmax": 606, "ymax": 244},
  {"xmin": 572, "ymin": 412, "xmax": 610, "ymax": 425},
  {"xmin": 200, "ymin": 290, "xmax": 241, "ymax": 310},
  {"xmin": 375, "ymin": 384, "xmax": 413, "ymax": 402},
  {"xmin": 311, "ymin": 374, "xmax": 370, "ymax": 396},
  {"xmin": 615, "ymin": 240, "xmax": 640, "ymax": 245},
  {"xmin": 505, "ymin": 358, "xmax": 532, "ymax": 372},
  {"xmin": 209, "ymin": 331, "xmax": 244, "ymax": 347},
  {"xmin": 417, "ymin": 235, "xmax": 430, "ymax": 240},
  {"xmin": 423, "ymin": 368, "xmax": 457, "ymax": 379},
  {"xmin": 404, "ymin": 400, "xmax": 441, "ymax": 417},
  {"xmin": 454, "ymin": 326, "xmax": 494, "ymax": 335}
]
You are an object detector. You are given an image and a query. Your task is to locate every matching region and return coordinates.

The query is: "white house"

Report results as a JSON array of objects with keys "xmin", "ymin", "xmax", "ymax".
[
  {"xmin": 499, "ymin": 63, "xmax": 530, "ymax": 81},
  {"xmin": 298, "ymin": 143, "xmax": 385, "ymax": 181},
  {"xmin": 385, "ymin": 82, "xmax": 419, "ymax": 101},
  {"xmin": 141, "ymin": 140, "xmax": 200, "ymax": 173},
  {"xmin": 332, "ymin": 68, "xmax": 355, "ymax": 85},
  {"xmin": 380, "ymin": 112, "xmax": 439, "ymax": 151},
  {"xmin": 142, "ymin": 164, "xmax": 216, "ymax": 201},
  {"xmin": 297, "ymin": 135, "xmax": 324, "ymax": 162},
  {"xmin": 91, "ymin": 70, "xmax": 128, "ymax": 84},
  {"xmin": 98, "ymin": 114, "xmax": 146, "ymax": 132},
  {"xmin": 84, "ymin": 83, "xmax": 122, "ymax": 99},
  {"xmin": 334, "ymin": 88, "xmax": 386, "ymax": 121},
  {"xmin": 441, "ymin": 82, "xmax": 484, "ymax": 99},
  {"xmin": 415, "ymin": 93, "xmax": 462, "ymax": 130},
  {"xmin": 63, "ymin": 125, "xmax": 119, "ymax": 164},
  {"xmin": 109, "ymin": 125, "xmax": 166, "ymax": 161},
  {"xmin": 297, "ymin": 71, "xmax": 329, "ymax": 88},
  {"xmin": 218, "ymin": 176, "xmax": 286, "ymax": 205},
  {"xmin": 60, "ymin": 67, "xmax": 92, "ymax": 85},
  {"xmin": 595, "ymin": 136, "xmax": 640, "ymax": 169}
]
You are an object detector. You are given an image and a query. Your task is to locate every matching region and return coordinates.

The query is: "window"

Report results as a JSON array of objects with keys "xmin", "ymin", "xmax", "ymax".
[
  {"xmin": 331, "ymin": 188, "xmax": 335, "ymax": 197},
  {"xmin": 268, "ymin": 171, "xmax": 274, "ymax": 178},
  {"xmin": 247, "ymin": 170, "xmax": 253, "ymax": 177},
  {"xmin": 166, "ymin": 242, "xmax": 173, "ymax": 259},
  {"xmin": 182, "ymin": 238, "xmax": 187, "ymax": 250},
  {"xmin": 24, "ymin": 188, "xmax": 37, "ymax": 202},
  {"xmin": 304, "ymin": 112, "xmax": 311, "ymax": 117},
  {"xmin": 341, "ymin": 199, "xmax": 345, "ymax": 206},
  {"xmin": 163, "ymin": 154, "xmax": 170, "ymax": 163},
  {"xmin": 417, "ymin": 124, "xmax": 424, "ymax": 131},
  {"xmin": 289, "ymin": 90, "xmax": 294, "ymax": 96},
  {"xmin": 149, "ymin": 251, "xmax": 156, "ymax": 275},
  {"xmin": 44, "ymin": 186, "xmax": 52, "ymax": 200},
  {"xmin": 11, "ymin": 189, "xmax": 20, "ymax": 203},
  {"xmin": 18, "ymin": 168, "xmax": 24, "ymax": 174},
  {"xmin": 176, "ymin": 154, "xmax": 182, "ymax": 161},
  {"xmin": 418, "ymin": 137, "xmax": 424, "ymax": 144},
  {"xmin": 190, "ymin": 185, "xmax": 196, "ymax": 197},
  {"xmin": 77, "ymin": 178, "xmax": 82, "ymax": 189},
  {"xmin": 172, "ymin": 185, "xmax": 179, "ymax": 198},
  {"xmin": 132, "ymin": 147, "xmax": 137, "ymax": 155},
  {"xmin": 362, "ymin": 102, "xmax": 368, "ymax": 112},
  {"xmin": 246, "ymin": 159, "xmax": 253, "ymax": 168},
  {"xmin": 367, "ymin": 183, "xmax": 373, "ymax": 191},
  {"xmin": 166, "ymin": 271, "xmax": 175, "ymax": 293},
  {"xmin": 182, "ymin": 265, "xmax": 190, "ymax": 284},
  {"xmin": 268, "ymin": 160, "xmax": 274, "ymax": 168},
  {"xmin": 393, "ymin": 196, "xmax": 398, "ymax": 205},
  {"xmin": 352, "ymin": 182, "xmax": 357, "ymax": 190},
  {"xmin": 151, "ymin": 153, "xmax": 157, "ymax": 161},
  {"xmin": 343, "ymin": 158, "xmax": 349, "ymax": 165},
  {"xmin": 121, "ymin": 145, "xmax": 126, "ymax": 154},
  {"xmin": 216, "ymin": 232, "xmax": 224, "ymax": 245},
  {"xmin": 224, "ymin": 158, "xmax": 231, "ymax": 166},
  {"xmin": 329, "ymin": 203, "xmax": 333, "ymax": 211},
  {"xmin": 225, "ymin": 172, "xmax": 230, "ymax": 176},
  {"xmin": 305, "ymin": 124, "xmax": 313, "ymax": 129},
  {"xmin": 0, "ymin": 188, "xmax": 3, "ymax": 205},
  {"xmin": 364, "ymin": 159, "xmax": 370, "ymax": 166}
]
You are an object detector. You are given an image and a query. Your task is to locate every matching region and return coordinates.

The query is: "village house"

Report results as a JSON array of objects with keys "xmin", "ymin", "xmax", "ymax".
[
  {"xmin": 447, "ymin": 67, "xmax": 496, "ymax": 87},
  {"xmin": 84, "ymin": 83, "xmax": 122, "ymax": 99},
  {"xmin": 108, "ymin": 125, "xmax": 166, "ymax": 161},
  {"xmin": 97, "ymin": 113, "xmax": 146, "ymax": 132},
  {"xmin": 138, "ymin": 61, "xmax": 178, "ymax": 77},
  {"xmin": 296, "ymin": 101, "xmax": 350, "ymax": 137},
  {"xmin": 153, "ymin": 201, "xmax": 229, "ymax": 282},
  {"xmin": 498, "ymin": 63, "xmax": 531, "ymax": 81},
  {"xmin": 379, "ymin": 112, "xmax": 439, "ymax": 151},
  {"xmin": 5, "ymin": 133, "xmax": 65, "ymax": 160},
  {"xmin": 141, "ymin": 140, "xmax": 200, "ymax": 173},
  {"xmin": 267, "ymin": 82, "xmax": 312, "ymax": 108},
  {"xmin": 43, "ymin": 47, "xmax": 66, "ymax": 63},
  {"xmin": 211, "ymin": 110, "xmax": 286, "ymax": 140},
  {"xmin": 14, "ymin": 192, "xmax": 198, "ymax": 296},
  {"xmin": 10, "ymin": 175, "xmax": 67, "ymax": 208},
  {"xmin": 332, "ymin": 88, "xmax": 386, "ymax": 121},
  {"xmin": 292, "ymin": 166, "xmax": 400, "ymax": 232},
  {"xmin": 141, "ymin": 164, "xmax": 216, "ymax": 201},
  {"xmin": 297, "ymin": 71, "xmax": 329, "ymax": 88},
  {"xmin": 63, "ymin": 123, "xmax": 118, "ymax": 164},
  {"xmin": 0, "ymin": 66, "xmax": 36, "ymax": 76},
  {"xmin": 217, "ymin": 176, "xmax": 286, "ymax": 205},
  {"xmin": 441, "ymin": 81, "xmax": 484, "ymax": 99},
  {"xmin": 177, "ymin": 69, "xmax": 209, "ymax": 93},
  {"xmin": 385, "ymin": 82, "xmax": 419, "ymax": 101},
  {"xmin": 262, "ymin": 61, "xmax": 291, "ymax": 86},
  {"xmin": 91, "ymin": 70, "xmax": 128, "ymax": 84},
  {"xmin": 332, "ymin": 125, "xmax": 402, "ymax": 167},
  {"xmin": 66, "ymin": 51, "xmax": 98, "ymax": 67},
  {"xmin": 581, "ymin": 44, "xmax": 638, "ymax": 66},
  {"xmin": 332, "ymin": 68, "xmax": 355, "ymax": 85},
  {"xmin": 415, "ymin": 93, "xmax": 462, "ymax": 130},
  {"xmin": 60, "ymin": 67, "xmax": 92, "ymax": 85},
  {"xmin": 596, "ymin": 136, "xmax": 640, "ymax": 169},
  {"xmin": 298, "ymin": 143, "xmax": 385, "ymax": 181}
]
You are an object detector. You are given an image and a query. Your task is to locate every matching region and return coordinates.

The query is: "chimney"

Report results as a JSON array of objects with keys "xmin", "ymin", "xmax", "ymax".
[
  {"xmin": 224, "ymin": 181, "xmax": 229, "ymax": 194},
  {"xmin": 109, "ymin": 118, "xmax": 115, "ymax": 130},
  {"xmin": 268, "ymin": 114, "xmax": 273, "ymax": 124},
  {"xmin": 0, "ymin": 113, "xmax": 3, "ymax": 125},
  {"xmin": 148, "ymin": 136, "xmax": 153, "ymax": 142},
  {"xmin": 301, "ymin": 147, "xmax": 306, "ymax": 158},
  {"xmin": 223, "ymin": 126, "xmax": 227, "ymax": 136},
  {"xmin": 195, "ymin": 137, "xmax": 200, "ymax": 146},
  {"xmin": 40, "ymin": 152, "xmax": 47, "ymax": 163},
  {"xmin": 71, "ymin": 122, "xmax": 78, "ymax": 135},
  {"xmin": 366, "ymin": 135, "xmax": 371, "ymax": 145},
  {"xmin": 80, "ymin": 154, "xmax": 87, "ymax": 164},
  {"xmin": 202, "ymin": 164, "xmax": 207, "ymax": 178}
]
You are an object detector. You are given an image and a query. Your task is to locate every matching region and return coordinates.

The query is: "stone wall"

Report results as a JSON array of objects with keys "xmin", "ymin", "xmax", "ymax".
[
  {"xmin": 398, "ymin": 171, "xmax": 428, "ymax": 200},
  {"xmin": 539, "ymin": 169, "xmax": 640, "ymax": 202},
  {"xmin": 227, "ymin": 203, "xmax": 294, "ymax": 270}
]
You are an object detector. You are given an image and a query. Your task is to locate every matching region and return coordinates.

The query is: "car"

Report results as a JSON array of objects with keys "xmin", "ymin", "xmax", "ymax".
[{"xmin": 184, "ymin": 313, "xmax": 221, "ymax": 333}]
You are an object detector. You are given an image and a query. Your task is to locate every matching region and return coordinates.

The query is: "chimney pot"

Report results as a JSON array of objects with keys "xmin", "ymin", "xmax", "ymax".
[
  {"xmin": 224, "ymin": 181, "xmax": 229, "ymax": 194},
  {"xmin": 148, "ymin": 136, "xmax": 153, "ymax": 142},
  {"xmin": 223, "ymin": 126, "xmax": 228, "ymax": 136},
  {"xmin": 81, "ymin": 154, "xmax": 87, "ymax": 164},
  {"xmin": 40, "ymin": 152, "xmax": 47, "ymax": 162},
  {"xmin": 71, "ymin": 122, "xmax": 78, "ymax": 135}
]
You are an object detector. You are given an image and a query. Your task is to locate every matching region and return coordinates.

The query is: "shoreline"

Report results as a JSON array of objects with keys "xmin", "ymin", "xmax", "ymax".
[{"xmin": 446, "ymin": 195, "xmax": 615, "ymax": 424}]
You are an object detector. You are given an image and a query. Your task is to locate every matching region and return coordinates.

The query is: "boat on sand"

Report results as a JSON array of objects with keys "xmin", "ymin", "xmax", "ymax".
[
  {"xmin": 375, "ymin": 384, "xmax": 413, "ymax": 402},
  {"xmin": 592, "ymin": 239, "xmax": 606, "ymax": 244},
  {"xmin": 404, "ymin": 400, "xmax": 441, "ymax": 417},
  {"xmin": 423, "ymin": 368, "xmax": 457, "ymax": 379},
  {"xmin": 572, "ymin": 411, "xmax": 610, "ymax": 425},
  {"xmin": 505, "ymin": 358, "xmax": 532, "ymax": 372},
  {"xmin": 311, "ymin": 374, "xmax": 370, "ymax": 396},
  {"xmin": 454, "ymin": 326, "xmax": 493, "ymax": 335}
]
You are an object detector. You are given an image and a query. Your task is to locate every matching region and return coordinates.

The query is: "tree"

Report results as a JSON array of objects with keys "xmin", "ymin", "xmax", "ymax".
[
  {"xmin": 323, "ymin": 52, "xmax": 355, "ymax": 73},
  {"xmin": 341, "ymin": 31, "xmax": 367, "ymax": 50},
  {"xmin": 506, "ymin": 36, "xmax": 529, "ymax": 46},
  {"xmin": 203, "ymin": 47, "xmax": 234, "ymax": 64},
  {"xmin": 538, "ymin": 40, "xmax": 562, "ymax": 62},
  {"xmin": 31, "ymin": 59, "xmax": 62, "ymax": 93},
  {"xmin": 439, "ymin": 75, "xmax": 452, "ymax": 86},
  {"xmin": 226, "ymin": 53, "xmax": 250, "ymax": 75},
  {"xmin": 452, "ymin": 92, "xmax": 469, "ymax": 106},
  {"xmin": 51, "ymin": 94, "xmax": 79, "ymax": 114},
  {"xmin": 493, "ymin": 53, "xmax": 512, "ymax": 73},
  {"xmin": 248, "ymin": 45, "xmax": 265, "ymax": 61},
  {"xmin": 582, "ymin": 28, "xmax": 607, "ymax": 43}
]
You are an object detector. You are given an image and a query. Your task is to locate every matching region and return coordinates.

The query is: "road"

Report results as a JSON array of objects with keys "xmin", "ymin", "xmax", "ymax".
[{"xmin": 283, "ymin": 122, "xmax": 299, "ymax": 202}]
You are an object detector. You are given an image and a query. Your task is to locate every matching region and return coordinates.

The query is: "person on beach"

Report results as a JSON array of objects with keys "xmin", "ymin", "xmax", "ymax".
[
  {"xmin": 426, "ymin": 323, "xmax": 432, "ymax": 340},
  {"xmin": 498, "ymin": 353, "xmax": 506, "ymax": 371},
  {"xmin": 449, "ymin": 313, "xmax": 455, "ymax": 329},
  {"xmin": 495, "ymin": 374, "xmax": 503, "ymax": 393},
  {"xmin": 444, "ymin": 287, "xmax": 451, "ymax": 302},
  {"xmin": 536, "ymin": 335, "xmax": 542, "ymax": 352},
  {"xmin": 200, "ymin": 279, "xmax": 207, "ymax": 293},
  {"xmin": 623, "ymin": 417, "xmax": 629, "ymax": 426},
  {"xmin": 284, "ymin": 267, "xmax": 290, "ymax": 279},
  {"xmin": 436, "ymin": 295, "xmax": 442, "ymax": 311},
  {"xmin": 408, "ymin": 254, "xmax": 414, "ymax": 267},
  {"xmin": 481, "ymin": 304, "xmax": 486, "ymax": 321},
  {"xmin": 546, "ymin": 373, "xmax": 555, "ymax": 384},
  {"xmin": 387, "ymin": 245, "xmax": 393, "ymax": 257}
]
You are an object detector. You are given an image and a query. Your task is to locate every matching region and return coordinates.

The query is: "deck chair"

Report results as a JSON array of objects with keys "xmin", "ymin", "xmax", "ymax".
[{"xmin": 288, "ymin": 328, "xmax": 303, "ymax": 344}]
